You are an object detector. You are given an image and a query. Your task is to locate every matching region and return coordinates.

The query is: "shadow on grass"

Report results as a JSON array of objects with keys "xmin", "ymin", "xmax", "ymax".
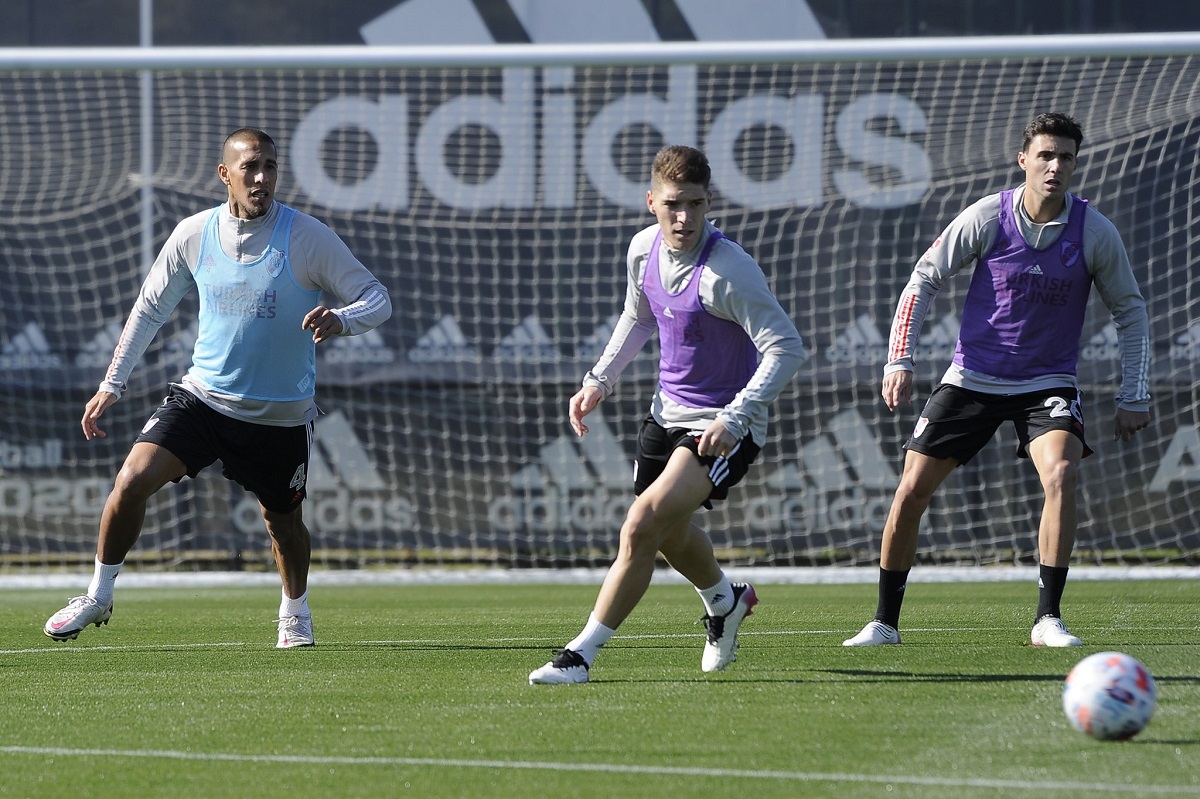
[
  {"xmin": 586, "ymin": 670, "xmax": 1064, "ymax": 687},
  {"xmin": 815, "ymin": 667, "xmax": 1065, "ymax": 683}
]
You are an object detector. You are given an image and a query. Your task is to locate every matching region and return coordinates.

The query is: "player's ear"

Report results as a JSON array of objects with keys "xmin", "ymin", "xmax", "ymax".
[
  {"xmin": 646, "ymin": 190, "xmax": 655, "ymax": 213},
  {"xmin": 217, "ymin": 163, "xmax": 230, "ymax": 185}
]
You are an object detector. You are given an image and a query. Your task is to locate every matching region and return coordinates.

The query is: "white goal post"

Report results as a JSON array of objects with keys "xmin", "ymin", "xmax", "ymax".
[{"xmin": 0, "ymin": 33, "xmax": 1197, "ymax": 574}]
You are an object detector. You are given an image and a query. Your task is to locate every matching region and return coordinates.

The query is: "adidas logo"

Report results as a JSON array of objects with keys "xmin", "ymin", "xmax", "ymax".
[
  {"xmin": 490, "ymin": 412, "xmax": 631, "ymax": 532},
  {"xmin": 824, "ymin": 314, "xmax": 884, "ymax": 364},
  {"xmin": 1148, "ymin": 424, "xmax": 1200, "ymax": 493},
  {"xmin": 1081, "ymin": 323, "xmax": 1120, "ymax": 361},
  {"xmin": 767, "ymin": 410, "xmax": 897, "ymax": 493},
  {"xmin": 75, "ymin": 321, "xmax": 125, "ymax": 369},
  {"xmin": 1169, "ymin": 323, "xmax": 1200, "ymax": 361},
  {"xmin": 494, "ymin": 315, "xmax": 561, "ymax": 363},
  {"xmin": 308, "ymin": 411, "xmax": 386, "ymax": 491},
  {"xmin": 408, "ymin": 312, "xmax": 633, "ymax": 364},
  {"xmin": 293, "ymin": 3, "xmax": 935, "ymax": 216},
  {"xmin": 753, "ymin": 409, "xmax": 896, "ymax": 534},
  {"xmin": 1030, "ymin": 265, "xmax": 1044, "ymax": 275},
  {"xmin": 408, "ymin": 315, "xmax": 481, "ymax": 363},
  {"xmin": 0, "ymin": 322, "xmax": 63, "ymax": 370},
  {"xmin": 361, "ymin": 0, "xmax": 825, "ymax": 46},
  {"xmin": 319, "ymin": 327, "xmax": 396, "ymax": 364},
  {"xmin": 509, "ymin": 412, "xmax": 628, "ymax": 492}
]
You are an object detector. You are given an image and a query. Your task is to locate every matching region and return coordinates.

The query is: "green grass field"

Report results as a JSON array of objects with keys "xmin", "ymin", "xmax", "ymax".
[{"xmin": 1, "ymin": 579, "xmax": 1197, "ymax": 798}]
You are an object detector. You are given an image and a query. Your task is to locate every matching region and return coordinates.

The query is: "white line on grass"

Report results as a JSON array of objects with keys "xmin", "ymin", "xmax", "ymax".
[
  {"xmin": 0, "ymin": 745, "xmax": 1195, "ymax": 794},
  {"xmin": 0, "ymin": 642, "xmax": 251, "ymax": 655}
]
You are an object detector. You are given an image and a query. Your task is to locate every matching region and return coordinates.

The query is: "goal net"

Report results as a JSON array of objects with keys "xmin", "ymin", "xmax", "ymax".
[{"xmin": 1, "ymin": 37, "xmax": 1197, "ymax": 573}]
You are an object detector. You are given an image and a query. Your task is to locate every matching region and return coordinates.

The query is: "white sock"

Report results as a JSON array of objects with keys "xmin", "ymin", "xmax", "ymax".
[
  {"xmin": 87, "ymin": 557, "xmax": 122, "ymax": 606},
  {"xmin": 697, "ymin": 575, "xmax": 735, "ymax": 617},
  {"xmin": 564, "ymin": 613, "xmax": 616, "ymax": 666},
  {"xmin": 280, "ymin": 589, "xmax": 309, "ymax": 618}
]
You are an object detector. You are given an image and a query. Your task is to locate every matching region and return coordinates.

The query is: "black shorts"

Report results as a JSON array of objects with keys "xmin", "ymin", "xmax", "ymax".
[
  {"xmin": 135, "ymin": 385, "xmax": 313, "ymax": 513},
  {"xmin": 905, "ymin": 384, "xmax": 1093, "ymax": 465},
  {"xmin": 633, "ymin": 416, "xmax": 761, "ymax": 507}
]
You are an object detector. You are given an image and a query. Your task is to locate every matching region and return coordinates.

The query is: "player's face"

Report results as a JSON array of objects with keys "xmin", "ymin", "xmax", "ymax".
[
  {"xmin": 647, "ymin": 180, "xmax": 711, "ymax": 251},
  {"xmin": 1018, "ymin": 133, "xmax": 1077, "ymax": 206},
  {"xmin": 219, "ymin": 139, "xmax": 278, "ymax": 220}
]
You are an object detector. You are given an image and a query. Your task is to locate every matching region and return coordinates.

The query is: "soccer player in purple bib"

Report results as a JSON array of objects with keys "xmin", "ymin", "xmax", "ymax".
[
  {"xmin": 529, "ymin": 145, "xmax": 806, "ymax": 684},
  {"xmin": 844, "ymin": 113, "xmax": 1151, "ymax": 649},
  {"xmin": 44, "ymin": 128, "xmax": 392, "ymax": 648}
]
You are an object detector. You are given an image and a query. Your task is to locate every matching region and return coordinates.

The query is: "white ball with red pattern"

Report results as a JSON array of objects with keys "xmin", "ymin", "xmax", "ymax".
[{"xmin": 1062, "ymin": 651, "xmax": 1157, "ymax": 740}]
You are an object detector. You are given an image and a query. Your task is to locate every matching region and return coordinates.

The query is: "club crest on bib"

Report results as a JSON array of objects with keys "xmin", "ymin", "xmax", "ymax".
[
  {"xmin": 265, "ymin": 250, "xmax": 286, "ymax": 278},
  {"xmin": 1060, "ymin": 240, "xmax": 1082, "ymax": 268}
]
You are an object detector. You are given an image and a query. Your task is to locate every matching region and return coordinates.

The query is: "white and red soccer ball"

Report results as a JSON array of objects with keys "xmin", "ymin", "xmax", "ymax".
[{"xmin": 1062, "ymin": 651, "xmax": 1157, "ymax": 740}]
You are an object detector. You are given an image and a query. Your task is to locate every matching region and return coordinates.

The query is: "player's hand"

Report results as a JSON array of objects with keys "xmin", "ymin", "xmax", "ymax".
[
  {"xmin": 881, "ymin": 370, "xmax": 913, "ymax": 412},
  {"xmin": 302, "ymin": 306, "xmax": 344, "ymax": 344},
  {"xmin": 1113, "ymin": 408, "xmax": 1151, "ymax": 442},
  {"xmin": 81, "ymin": 390, "xmax": 118, "ymax": 441},
  {"xmin": 568, "ymin": 386, "xmax": 605, "ymax": 437},
  {"xmin": 696, "ymin": 420, "xmax": 736, "ymax": 458}
]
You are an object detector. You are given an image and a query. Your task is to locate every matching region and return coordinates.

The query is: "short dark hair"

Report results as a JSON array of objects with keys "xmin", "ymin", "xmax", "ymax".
[
  {"xmin": 651, "ymin": 144, "xmax": 711, "ymax": 189},
  {"xmin": 222, "ymin": 128, "xmax": 276, "ymax": 162},
  {"xmin": 1022, "ymin": 113, "xmax": 1083, "ymax": 153}
]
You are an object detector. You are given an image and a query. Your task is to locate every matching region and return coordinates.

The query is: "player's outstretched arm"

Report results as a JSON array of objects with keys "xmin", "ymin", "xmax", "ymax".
[
  {"xmin": 568, "ymin": 385, "xmax": 605, "ymax": 438},
  {"xmin": 881, "ymin": 370, "xmax": 913, "ymax": 413},
  {"xmin": 1113, "ymin": 407, "xmax": 1151, "ymax": 442},
  {"xmin": 81, "ymin": 391, "xmax": 119, "ymax": 441}
]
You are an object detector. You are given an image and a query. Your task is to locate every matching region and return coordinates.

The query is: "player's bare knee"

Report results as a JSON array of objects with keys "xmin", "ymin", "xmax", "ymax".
[
  {"xmin": 1040, "ymin": 459, "xmax": 1078, "ymax": 497},
  {"xmin": 618, "ymin": 508, "xmax": 665, "ymax": 557},
  {"xmin": 893, "ymin": 480, "xmax": 936, "ymax": 513},
  {"xmin": 110, "ymin": 466, "xmax": 165, "ymax": 504}
]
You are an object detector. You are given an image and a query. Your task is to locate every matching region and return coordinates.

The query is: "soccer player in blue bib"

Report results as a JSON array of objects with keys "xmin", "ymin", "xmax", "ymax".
[
  {"xmin": 844, "ymin": 113, "xmax": 1151, "ymax": 649},
  {"xmin": 529, "ymin": 145, "xmax": 807, "ymax": 684},
  {"xmin": 45, "ymin": 129, "xmax": 392, "ymax": 648}
]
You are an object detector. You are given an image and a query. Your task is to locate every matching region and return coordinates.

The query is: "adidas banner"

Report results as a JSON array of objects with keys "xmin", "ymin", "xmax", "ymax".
[{"xmin": 2, "ymin": 33, "xmax": 1198, "ymax": 559}]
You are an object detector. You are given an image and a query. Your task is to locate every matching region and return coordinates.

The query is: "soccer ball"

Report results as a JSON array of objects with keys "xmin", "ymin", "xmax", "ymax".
[{"xmin": 1062, "ymin": 651, "xmax": 1157, "ymax": 740}]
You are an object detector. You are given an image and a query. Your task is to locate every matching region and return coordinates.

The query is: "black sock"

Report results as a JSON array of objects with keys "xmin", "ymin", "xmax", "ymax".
[
  {"xmin": 874, "ymin": 567, "xmax": 910, "ymax": 629},
  {"xmin": 1035, "ymin": 563, "xmax": 1069, "ymax": 622}
]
